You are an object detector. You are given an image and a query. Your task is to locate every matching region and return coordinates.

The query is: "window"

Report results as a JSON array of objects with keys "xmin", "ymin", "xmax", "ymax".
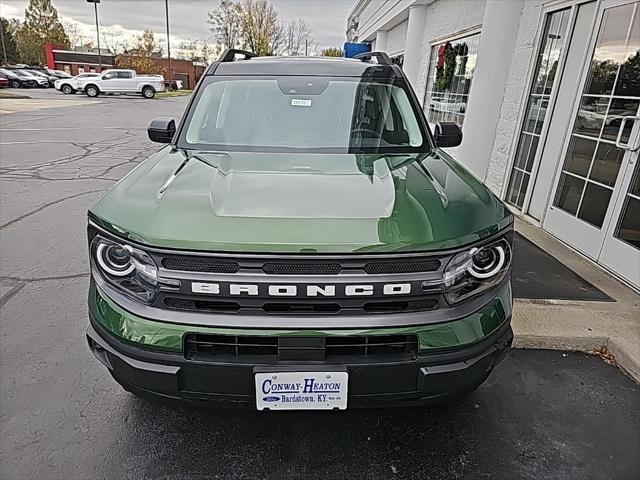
[
  {"xmin": 506, "ymin": 8, "xmax": 571, "ymax": 208},
  {"xmin": 117, "ymin": 71, "xmax": 133, "ymax": 79},
  {"xmin": 423, "ymin": 33, "xmax": 480, "ymax": 128},
  {"xmin": 102, "ymin": 71, "xmax": 117, "ymax": 79},
  {"xmin": 182, "ymin": 76, "xmax": 426, "ymax": 153}
]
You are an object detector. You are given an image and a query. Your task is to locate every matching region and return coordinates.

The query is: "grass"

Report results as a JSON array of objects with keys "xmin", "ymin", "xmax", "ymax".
[{"xmin": 157, "ymin": 89, "xmax": 193, "ymax": 98}]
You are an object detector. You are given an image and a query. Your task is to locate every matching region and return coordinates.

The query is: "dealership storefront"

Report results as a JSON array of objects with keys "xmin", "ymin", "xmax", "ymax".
[{"xmin": 347, "ymin": 0, "xmax": 640, "ymax": 289}]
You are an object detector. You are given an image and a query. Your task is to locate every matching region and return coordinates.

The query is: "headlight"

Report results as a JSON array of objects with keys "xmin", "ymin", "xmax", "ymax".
[
  {"xmin": 91, "ymin": 236, "xmax": 158, "ymax": 302},
  {"xmin": 443, "ymin": 237, "xmax": 512, "ymax": 305}
]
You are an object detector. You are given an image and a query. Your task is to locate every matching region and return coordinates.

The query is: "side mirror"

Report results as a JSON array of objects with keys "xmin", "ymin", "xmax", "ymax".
[
  {"xmin": 148, "ymin": 117, "xmax": 176, "ymax": 144},
  {"xmin": 434, "ymin": 122, "xmax": 463, "ymax": 148}
]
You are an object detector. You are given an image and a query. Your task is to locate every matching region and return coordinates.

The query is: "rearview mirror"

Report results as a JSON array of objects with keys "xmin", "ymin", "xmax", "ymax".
[
  {"xmin": 148, "ymin": 117, "xmax": 176, "ymax": 144},
  {"xmin": 434, "ymin": 122, "xmax": 463, "ymax": 148}
]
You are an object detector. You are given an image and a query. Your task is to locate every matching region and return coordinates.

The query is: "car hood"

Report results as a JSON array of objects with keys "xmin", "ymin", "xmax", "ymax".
[{"xmin": 90, "ymin": 148, "xmax": 512, "ymax": 253}]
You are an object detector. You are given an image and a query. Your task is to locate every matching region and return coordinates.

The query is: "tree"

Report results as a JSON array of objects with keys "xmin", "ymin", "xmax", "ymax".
[
  {"xmin": 61, "ymin": 19, "xmax": 84, "ymax": 48},
  {"xmin": 136, "ymin": 29, "xmax": 162, "ymax": 57},
  {"xmin": 207, "ymin": 0, "xmax": 242, "ymax": 50},
  {"xmin": 177, "ymin": 37, "xmax": 220, "ymax": 63},
  {"xmin": 0, "ymin": 17, "xmax": 20, "ymax": 63},
  {"xmin": 14, "ymin": 0, "xmax": 69, "ymax": 64},
  {"xmin": 238, "ymin": 0, "xmax": 283, "ymax": 56},
  {"xmin": 115, "ymin": 54, "xmax": 164, "ymax": 75},
  {"xmin": 284, "ymin": 19, "xmax": 312, "ymax": 56},
  {"xmin": 115, "ymin": 30, "xmax": 166, "ymax": 74},
  {"xmin": 321, "ymin": 47, "xmax": 343, "ymax": 57},
  {"xmin": 100, "ymin": 25, "xmax": 133, "ymax": 55}
]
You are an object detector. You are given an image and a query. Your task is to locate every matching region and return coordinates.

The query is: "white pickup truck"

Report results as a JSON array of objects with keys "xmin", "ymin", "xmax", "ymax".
[{"xmin": 81, "ymin": 69, "xmax": 165, "ymax": 99}]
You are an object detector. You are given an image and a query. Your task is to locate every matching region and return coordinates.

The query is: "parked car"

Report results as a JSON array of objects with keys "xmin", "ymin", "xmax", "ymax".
[
  {"xmin": 0, "ymin": 76, "xmax": 8, "ymax": 88},
  {"xmin": 0, "ymin": 68, "xmax": 37, "ymax": 88},
  {"xmin": 80, "ymin": 69, "xmax": 165, "ymax": 98},
  {"xmin": 55, "ymin": 73, "xmax": 99, "ymax": 94},
  {"xmin": 12, "ymin": 69, "xmax": 48, "ymax": 88},
  {"xmin": 45, "ymin": 68, "xmax": 72, "ymax": 79},
  {"xmin": 25, "ymin": 69, "xmax": 57, "ymax": 87},
  {"xmin": 86, "ymin": 50, "xmax": 514, "ymax": 410}
]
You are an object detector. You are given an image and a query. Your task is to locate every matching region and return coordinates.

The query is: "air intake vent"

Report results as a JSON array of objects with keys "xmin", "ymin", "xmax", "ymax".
[
  {"xmin": 164, "ymin": 297, "xmax": 240, "ymax": 313},
  {"xmin": 364, "ymin": 258, "xmax": 441, "ymax": 274},
  {"xmin": 262, "ymin": 263, "xmax": 342, "ymax": 275},
  {"xmin": 161, "ymin": 256, "xmax": 240, "ymax": 273},
  {"xmin": 183, "ymin": 333, "xmax": 419, "ymax": 362}
]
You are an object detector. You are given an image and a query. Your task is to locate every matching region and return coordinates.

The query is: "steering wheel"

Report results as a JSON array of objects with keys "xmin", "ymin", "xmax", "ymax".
[{"xmin": 350, "ymin": 127, "xmax": 380, "ymax": 138}]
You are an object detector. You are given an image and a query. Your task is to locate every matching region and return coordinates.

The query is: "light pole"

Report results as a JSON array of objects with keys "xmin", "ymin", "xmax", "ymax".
[
  {"xmin": 86, "ymin": 0, "xmax": 102, "ymax": 71},
  {"xmin": 165, "ymin": 0, "xmax": 172, "ymax": 89}
]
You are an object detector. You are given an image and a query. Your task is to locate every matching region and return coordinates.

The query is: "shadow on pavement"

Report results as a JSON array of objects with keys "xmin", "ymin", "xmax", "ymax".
[{"xmin": 94, "ymin": 350, "xmax": 639, "ymax": 480}]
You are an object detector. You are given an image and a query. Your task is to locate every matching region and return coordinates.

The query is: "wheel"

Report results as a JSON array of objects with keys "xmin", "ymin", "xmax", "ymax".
[
  {"xmin": 142, "ymin": 86, "xmax": 156, "ymax": 99},
  {"xmin": 61, "ymin": 84, "xmax": 74, "ymax": 94},
  {"xmin": 85, "ymin": 85, "xmax": 99, "ymax": 97},
  {"xmin": 10, "ymin": 80, "xmax": 20, "ymax": 88}
]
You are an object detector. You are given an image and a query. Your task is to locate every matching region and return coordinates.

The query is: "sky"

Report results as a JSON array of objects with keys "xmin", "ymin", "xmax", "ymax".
[{"xmin": 0, "ymin": 0, "xmax": 354, "ymax": 52}]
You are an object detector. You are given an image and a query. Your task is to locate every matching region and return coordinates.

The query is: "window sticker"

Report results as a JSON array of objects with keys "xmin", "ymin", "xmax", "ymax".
[{"xmin": 290, "ymin": 98, "xmax": 312, "ymax": 107}]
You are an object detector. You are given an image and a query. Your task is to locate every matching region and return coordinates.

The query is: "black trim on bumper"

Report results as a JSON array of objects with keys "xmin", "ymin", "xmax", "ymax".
[{"xmin": 87, "ymin": 316, "xmax": 513, "ymax": 408}]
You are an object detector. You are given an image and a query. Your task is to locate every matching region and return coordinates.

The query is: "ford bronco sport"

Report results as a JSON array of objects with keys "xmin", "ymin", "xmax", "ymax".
[{"xmin": 86, "ymin": 50, "xmax": 514, "ymax": 409}]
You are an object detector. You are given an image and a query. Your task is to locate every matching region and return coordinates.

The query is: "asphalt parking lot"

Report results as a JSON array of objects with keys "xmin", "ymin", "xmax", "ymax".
[{"xmin": 1, "ymin": 89, "xmax": 639, "ymax": 480}]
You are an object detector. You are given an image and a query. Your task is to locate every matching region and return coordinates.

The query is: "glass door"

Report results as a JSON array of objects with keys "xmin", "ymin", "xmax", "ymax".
[
  {"xmin": 599, "ymin": 153, "xmax": 640, "ymax": 287},
  {"xmin": 543, "ymin": 0, "xmax": 640, "ymax": 289}
]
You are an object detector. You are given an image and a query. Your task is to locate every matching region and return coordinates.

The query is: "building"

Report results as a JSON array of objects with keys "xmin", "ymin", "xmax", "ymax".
[
  {"xmin": 347, "ymin": 0, "xmax": 640, "ymax": 289},
  {"xmin": 44, "ymin": 44, "xmax": 114, "ymax": 74}
]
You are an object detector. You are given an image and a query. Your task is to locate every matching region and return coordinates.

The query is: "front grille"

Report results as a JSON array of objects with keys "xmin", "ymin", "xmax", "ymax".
[
  {"xmin": 263, "ymin": 262, "xmax": 342, "ymax": 275},
  {"xmin": 153, "ymin": 251, "xmax": 447, "ymax": 316},
  {"xmin": 162, "ymin": 256, "xmax": 240, "ymax": 273},
  {"xmin": 162, "ymin": 296, "xmax": 438, "ymax": 315},
  {"xmin": 364, "ymin": 259, "xmax": 441, "ymax": 274},
  {"xmin": 184, "ymin": 333, "xmax": 419, "ymax": 362}
]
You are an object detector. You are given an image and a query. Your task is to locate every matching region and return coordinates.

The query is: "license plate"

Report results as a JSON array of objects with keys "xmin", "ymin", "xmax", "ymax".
[{"xmin": 255, "ymin": 371, "xmax": 348, "ymax": 411}]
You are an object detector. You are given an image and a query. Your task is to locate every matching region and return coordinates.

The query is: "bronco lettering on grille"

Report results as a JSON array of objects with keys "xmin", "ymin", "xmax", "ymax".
[{"xmin": 191, "ymin": 282, "xmax": 412, "ymax": 297}]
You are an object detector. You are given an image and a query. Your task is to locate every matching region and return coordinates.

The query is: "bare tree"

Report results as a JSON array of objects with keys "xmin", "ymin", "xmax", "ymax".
[
  {"xmin": 284, "ymin": 19, "xmax": 312, "ymax": 56},
  {"xmin": 177, "ymin": 37, "xmax": 220, "ymax": 63},
  {"xmin": 207, "ymin": 0, "xmax": 242, "ymax": 50},
  {"xmin": 100, "ymin": 25, "xmax": 133, "ymax": 55},
  {"xmin": 61, "ymin": 18, "xmax": 84, "ymax": 48}
]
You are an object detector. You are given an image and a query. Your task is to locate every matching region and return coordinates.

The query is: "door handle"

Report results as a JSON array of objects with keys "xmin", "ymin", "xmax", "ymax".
[{"xmin": 616, "ymin": 116, "xmax": 640, "ymax": 152}]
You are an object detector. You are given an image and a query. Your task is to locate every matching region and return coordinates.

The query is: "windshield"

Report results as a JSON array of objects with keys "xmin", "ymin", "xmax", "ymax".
[{"xmin": 181, "ymin": 76, "xmax": 428, "ymax": 154}]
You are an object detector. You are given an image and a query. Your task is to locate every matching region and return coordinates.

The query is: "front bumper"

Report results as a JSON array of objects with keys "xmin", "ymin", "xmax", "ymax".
[{"xmin": 87, "ymin": 281, "xmax": 513, "ymax": 407}]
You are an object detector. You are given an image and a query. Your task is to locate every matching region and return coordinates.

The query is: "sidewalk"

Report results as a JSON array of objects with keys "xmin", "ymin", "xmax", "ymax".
[{"xmin": 513, "ymin": 218, "xmax": 640, "ymax": 382}]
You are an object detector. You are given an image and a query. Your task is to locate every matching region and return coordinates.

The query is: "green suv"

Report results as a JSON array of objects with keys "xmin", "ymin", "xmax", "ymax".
[{"xmin": 86, "ymin": 50, "xmax": 513, "ymax": 409}]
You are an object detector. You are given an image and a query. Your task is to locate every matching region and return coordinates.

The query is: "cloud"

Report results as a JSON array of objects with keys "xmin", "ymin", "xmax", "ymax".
[{"xmin": 0, "ymin": 0, "xmax": 351, "ymax": 50}]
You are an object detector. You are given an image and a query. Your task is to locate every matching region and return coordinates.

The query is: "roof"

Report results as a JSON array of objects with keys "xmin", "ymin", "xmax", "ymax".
[{"xmin": 207, "ymin": 56, "xmax": 402, "ymax": 78}]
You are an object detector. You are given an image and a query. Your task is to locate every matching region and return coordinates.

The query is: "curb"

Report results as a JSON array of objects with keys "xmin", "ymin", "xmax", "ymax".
[{"xmin": 513, "ymin": 334, "xmax": 639, "ymax": 383}]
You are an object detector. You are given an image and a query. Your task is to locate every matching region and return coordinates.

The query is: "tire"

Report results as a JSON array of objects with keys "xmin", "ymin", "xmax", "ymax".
[
  {"xmin": 142, "ymin": 86, "xmax": 156, "ymax": 99},
  {"xmin": 10, "ymin": 80, "xmax": 20, "ymax": 88},
  {"xmin": 85, "ymin": 85, "xmax": 99, "ymax": 97},
  {"xmin": 61, "ymin": 84, "xmax": 74, "ymax": 94}
]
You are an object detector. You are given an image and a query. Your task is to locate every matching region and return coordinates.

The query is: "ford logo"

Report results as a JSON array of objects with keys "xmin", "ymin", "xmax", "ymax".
[{"xmin": 262, "ymin": 396, "xmax": 280, "ymax": 402}]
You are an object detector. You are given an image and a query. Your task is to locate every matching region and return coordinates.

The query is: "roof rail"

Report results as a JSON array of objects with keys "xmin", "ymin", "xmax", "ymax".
[
  {"xmin": 353, "ymin": 51, "xmax": 392, "ymax": 65},
  {"xmin": 218, "ymin": 49, "xmax": 258, "ymax": 62}
]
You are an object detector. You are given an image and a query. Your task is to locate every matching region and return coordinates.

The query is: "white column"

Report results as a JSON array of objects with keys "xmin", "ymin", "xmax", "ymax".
[
  {"xmin": 374, "ymin": 30, "xmax": 388, "ymax": 53},
  {"xmin": 457, "ymin": 0, "xmax": 524, "ymax": 180},
  {"xmin": 403, "ymin": 4, "xmax": 428, "ymax": 88}
]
